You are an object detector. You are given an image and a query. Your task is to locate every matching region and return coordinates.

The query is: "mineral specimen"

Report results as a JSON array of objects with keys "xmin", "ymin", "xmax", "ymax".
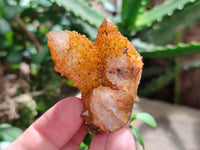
[{"xmin": 48, "ymin": 18, "xmax": 143, "ymax": 134}]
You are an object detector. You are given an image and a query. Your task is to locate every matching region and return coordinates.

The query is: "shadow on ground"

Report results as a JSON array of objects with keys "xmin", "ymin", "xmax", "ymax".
[{"xmin": 132, "ymin": 98, "xmax": 200, "ymax": 150}]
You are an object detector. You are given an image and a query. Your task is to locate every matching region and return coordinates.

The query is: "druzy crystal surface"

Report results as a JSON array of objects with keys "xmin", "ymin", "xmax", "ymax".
[{"xmin": 48, "ymin": 18, "xmax": 143, "ymax": 134}]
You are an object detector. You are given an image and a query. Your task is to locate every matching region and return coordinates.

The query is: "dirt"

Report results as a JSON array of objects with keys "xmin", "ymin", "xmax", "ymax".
[{"xmin": 133, "ymin": 98, "xmax": 200, "ymax": 150}]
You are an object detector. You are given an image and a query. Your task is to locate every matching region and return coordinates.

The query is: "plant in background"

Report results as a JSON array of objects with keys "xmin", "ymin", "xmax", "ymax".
[
  {"xmin": 12, "ymin": 94, "xmax": 37, "ymax": 130},
  {"xmin": 0, "ymin": 0, "xmax": 73, "ymax": 115},
  {"xmin": 0, "ymin": 123, "xmax": 23, "ymax": 150},
  {"xmin": 129, "ymin": 111, "xmax": 156, "ymax": 149}
]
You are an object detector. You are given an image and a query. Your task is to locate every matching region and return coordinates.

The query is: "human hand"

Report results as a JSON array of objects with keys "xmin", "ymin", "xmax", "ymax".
[{"xmin": 5, "ymin": 97, "xmax": 135, "ymax": 150}]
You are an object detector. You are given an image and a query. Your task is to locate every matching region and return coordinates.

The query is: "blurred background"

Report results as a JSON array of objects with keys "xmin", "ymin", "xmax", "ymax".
[{"xmin": 0, "ymin": 0, "xmax": 200, "ymax": 149}]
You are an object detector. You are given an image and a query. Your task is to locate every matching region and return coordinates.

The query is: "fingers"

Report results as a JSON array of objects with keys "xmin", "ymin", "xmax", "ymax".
[
  {"xmin": 6, "ymin": 97, "xmax": 84, "ymax": 150},
  {"xmin": 105, "ymin": 127, "xmax": 135, "ymax": 150},
  {"xmin": 90, "ymin": 132, "xmax": 108, "ymax": 150},
  {"xmin": 61, "ymin": 124, "xmax": 87, "ymax": 150},
  {"xmin": 90, "ymin": 127, "xmax": 135, "ymax": 150}
]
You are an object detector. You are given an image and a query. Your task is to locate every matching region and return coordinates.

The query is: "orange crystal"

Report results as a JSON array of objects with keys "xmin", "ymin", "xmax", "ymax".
[{"xmin": 48, "ymin": 18, "xmax": 143, "ymax": 134}]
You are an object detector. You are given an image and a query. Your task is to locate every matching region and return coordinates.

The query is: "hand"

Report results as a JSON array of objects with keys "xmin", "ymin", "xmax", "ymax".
[{"xmin": 5, "ymin": 97, "xmax": 135, "ymax": 150}]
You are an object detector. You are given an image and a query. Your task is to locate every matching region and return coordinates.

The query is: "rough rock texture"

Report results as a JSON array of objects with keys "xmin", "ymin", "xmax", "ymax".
[
  {"xmin": 48, "ymin": 18, "xmax": 143, "ymax": 133},
  {"xmin": 133, "ymin": 98, "xmax": 200, "ymax": 150}
]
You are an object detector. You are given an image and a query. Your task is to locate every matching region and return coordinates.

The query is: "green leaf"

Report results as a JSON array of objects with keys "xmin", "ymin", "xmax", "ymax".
[
  {"xmin": 39, "ymin": 0, "xmax": 52, "ymax": 7},
  {"xmin": 0, "ymin": 141, "xmax": 12, "ymax": 149},
  {"xmin": 83, "ymin": 133, "xmax": 94, "ymax": 146},
  {"xmin": 141, "ymin": 0, "xmax": 200, "ymax": 45},
  {"xmin": 140, "ymin": 42, "xmax": 200, "ymax": 58},
  {"xmin": 129, "ymin": 125, "xmax": 144, "ymax": 150},
  {"xmin": 10, "ymin": 63, "xmax": 20, "ymax": 70},
  {"xmin": 130, "ymin": 110, "xmax": 136, "ymax": 122},
  {"xmin": 121, "ymin": 0, "xmax": 150, "ymax": 30},
  {"xmin": 51, "ymin": 24, "xmax": 63, "ymax": 31},
  {"xmin": 60, "ymin": 16, "xmax": 70, "ymax": 26},
  {"xmin": 100, "ymin": 0, "xmax": 116, "ymax": 13},
  {"xmin": 0, "ymin": 1, "xmax": 22, "ymax": 21},
  {"xmin": 31, "ymin": 48, "xmax": 49, "ymax": 64},
  {"xmin": 136, "ymin": 113, "xmax": 157, "ymax": 127},
  {"xmin": 0, "ymin": 123, "xmax": 23, "ymax": 142},
  {"xmin": 79, "ymin": 142, "xmax": 88, "ymax": 149},
  {"xmin": 131, "ymin": 38, "xmax": 156, "ymax": 52},
  {"xmin": 0, "ymin": 18, "xmax": 11, "ymax": 34},
  {"xmin": 75, "ymin": 19, "xmax": 97, "ymax": 41},
  {"xmin": 52, "ymin": 0, "xmax": 107, "ymax": 28},
  {"xmin": 37, "ymin": 101, "xmax": 49, "ymax": 113},
  {"xmin": 66, "ymin": 79, "xmax": 73, "ymax": 87},
  {"xmin": 6, "ymin": 50, "xmax": 23, "ymax": 64},
  {"xmin": 5, "ymin": 31, "xmax": 13, "ymax": 46},
  {"xmin": 136, "ymin": 0, "xmax": 196, "ymax": 30},
  {"xmin": 115, "ymin": 0, "xmax": 122, "ymax": 16},
  {"xmin": 30, "ymin": 63, "xmax": 40, "ymax": 75},
  {"xmin": 139, "ymin": 65, "xmax": 178, "ymax": 96},
  {"xmin": 181, "ymin": 58, "xmax": 200, "ymax": 70}
]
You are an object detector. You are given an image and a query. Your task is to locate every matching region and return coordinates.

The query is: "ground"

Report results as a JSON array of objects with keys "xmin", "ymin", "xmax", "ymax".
[{"xmin": 133, "ymin": 98, "xmax": 200, "ymax": 150}]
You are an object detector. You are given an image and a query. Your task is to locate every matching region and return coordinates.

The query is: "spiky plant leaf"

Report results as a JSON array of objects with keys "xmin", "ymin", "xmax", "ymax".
[
  {"xmin": 181, "ymin": 59, "xmax": 200, "ymax": 69},
  {"xmin": 140, "ymin": 42, "xmax": 200, "ymax": 58},
  {"xmin": 0, "ymin": 124, "xmax": 23, "ymax": 142},
  {"xmin": 100, "ymin": 0, "xmax": 116, "ymax": 13},
  {"xmin": 121, "ymin": 0, "xmax": 150, "ymax": 30},
  {"xmin": 141, "ymin": 0, "xmax": 200, "ymax": 45},
  {"xmin": 52, "ymin": 0, "xmax": 107, "ymax": 28},
  {"xmin": 139, "ymin": 65, "xmax": 179, "ymax": 96},
  {"xmin": 136, "ymin": 0, "xmax": 197, "ymax": 30}
]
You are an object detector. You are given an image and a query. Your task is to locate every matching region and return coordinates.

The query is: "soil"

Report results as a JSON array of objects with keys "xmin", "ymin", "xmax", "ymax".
[{"xmin": 133, "ymin": 98, "xmax": 200, "ymax": 150}]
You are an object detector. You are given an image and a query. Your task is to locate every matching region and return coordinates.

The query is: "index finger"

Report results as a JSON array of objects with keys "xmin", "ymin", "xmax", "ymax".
[{"xmin": 6, "ymin": 97, "xmax": 84, "ymax": 150}]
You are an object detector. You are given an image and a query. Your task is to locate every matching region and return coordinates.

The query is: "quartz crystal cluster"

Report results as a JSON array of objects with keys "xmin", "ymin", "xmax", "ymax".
[{"xmin": 48, "ymin": 18, "xmax": 143, "ymax": 134}]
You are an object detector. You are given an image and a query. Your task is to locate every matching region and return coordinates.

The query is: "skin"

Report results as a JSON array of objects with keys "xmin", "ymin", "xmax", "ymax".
[{"xmin": 5, "ymin": 97, "xmax": 135, "ymax": 150}]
